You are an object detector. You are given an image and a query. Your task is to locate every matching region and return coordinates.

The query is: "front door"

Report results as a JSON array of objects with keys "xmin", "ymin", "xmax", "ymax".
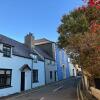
[
  {"xmin": 62, "ymin": 65, "xmax": 66, "ymax": 79},
  {"xmin": 21, "ymin": 72, "xmax": 25, "ymax": 91},
  {"xmin": 54, "ymin": 71, "xmax": 57, "ymax": 81}
]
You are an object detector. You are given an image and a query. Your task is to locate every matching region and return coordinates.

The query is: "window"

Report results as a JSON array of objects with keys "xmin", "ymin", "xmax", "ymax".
[
  {"xmin": 33, "ymin": 70, "xmax": 38, "ymax": 83},
  {"xmin": 47, "ymin": 59, "xmax": 50, "ymax": 65},
  {"xmin": 52, "ymin": 61, "xmax": 55, "ymax": 65},
  {"xmin": 47, "ymin": 60, "xmax": 54, "ymax": 65},
  {"xmin": 33, "ymin": 55, "xmax": 37, "ymax": 63},
  {"xmin": 50, "ymin": 71, "xmax": 52, "ymax": 80},
  {"xmin": 50, "ymin": 60, "xmax": 52, "ymax": 65},
  {"xmin": 0, "ymin": 69, "xmax": 12, "ymax": 88},
  {"xmin": 3, "ymin": 45, "xmax": 11, "ymax": 57}
]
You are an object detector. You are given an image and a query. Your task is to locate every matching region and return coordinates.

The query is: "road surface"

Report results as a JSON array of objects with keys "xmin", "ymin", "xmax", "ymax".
[{"xmin": 2, "ymin": 77, "xmax": 80, "ymax": 100}]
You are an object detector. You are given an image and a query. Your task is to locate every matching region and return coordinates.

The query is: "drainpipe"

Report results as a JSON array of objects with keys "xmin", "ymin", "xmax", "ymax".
[{"xmin": 31, "ymin": 58, "xmax": 33, "ymax": 89}]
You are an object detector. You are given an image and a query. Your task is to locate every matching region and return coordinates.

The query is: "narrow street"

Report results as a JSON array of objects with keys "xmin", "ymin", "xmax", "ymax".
[{"xmin": 3, "ymin": 77, "xmax": 80, "ymax": 100}]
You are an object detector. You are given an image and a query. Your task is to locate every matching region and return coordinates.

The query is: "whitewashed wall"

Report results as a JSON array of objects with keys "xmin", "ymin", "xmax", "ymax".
[
  {"xmin": 45, "ymin": 59, "xmax": 57, "ymax": 84},
  {"xmin": 32, "ymin": 61, "xmax": 45, "ymax": 88},
  {"xmin": 68, "ymin": 58, "xmax": 76, "ymax": 76},
  {"xmin": 0, "ymin": 51, "xmax": 32, "ymax": 97},
  {"xmin": 0, "ymin": 51, "xmax": 46, "ymax": 97},
  {"xmin": 69, "ymin": 63, "xmax": 77, "ymax": 77}
]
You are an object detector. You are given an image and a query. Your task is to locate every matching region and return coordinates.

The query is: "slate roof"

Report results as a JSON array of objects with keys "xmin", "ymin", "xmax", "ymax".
[
  {"xmin": 35, "ymin": 46, "xmax": 54, "ymax": 60},
  {"xmin": 34, "ymin": 38, "xmax": 54, "ymax": 45},
  {"xmin": 34, "ymin": 38, "xmax": 55, "ymax": 61},
  {"xmin": 0, "ymin": 34, "xmax": 36, "ymax": 59},
  {"xmin": 0, "ymin": 34, "xmax": 54, "ymax": 61}
]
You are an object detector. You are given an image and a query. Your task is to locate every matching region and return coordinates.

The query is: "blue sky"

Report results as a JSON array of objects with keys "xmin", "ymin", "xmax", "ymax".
[{"xmin": 0, "ymin": 0, "xmax": 83, "ymax": 43}]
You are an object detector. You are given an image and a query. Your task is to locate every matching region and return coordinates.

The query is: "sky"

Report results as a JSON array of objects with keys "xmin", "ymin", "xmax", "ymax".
[{"xmin": 0, "ymin": 0, "xmax": 83, "ymax": 43}]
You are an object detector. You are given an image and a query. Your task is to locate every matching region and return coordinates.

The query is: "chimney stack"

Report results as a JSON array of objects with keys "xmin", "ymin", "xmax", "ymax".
[{"xmin": 24, "ymin": 32, "xmax": 35, "ymax": 49}]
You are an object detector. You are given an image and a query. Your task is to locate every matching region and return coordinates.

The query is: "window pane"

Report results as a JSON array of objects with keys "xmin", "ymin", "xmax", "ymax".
[
  {"xmin": 0, "ymin": 69, "xmax": 12, "ymax": 88},
  {"xmin": 0, "ymin": 76, "xmax": 5, "ymax": 84},
  {"xmin": 3, "ymin": 45, "xmax": 11, "ymax": 57},
  {"xmin": 50, "ymin": 71, "xmax": 52, "ymax": 79},
  {"xmin": 0, "ymin": 70, "xmax": 4, "ymax": 74},
  {"xmin": 6, "ymin": 70, "xmax": 10, "ymax": 74},
  {"xmin": 33, "ymin": 70, "xmax": 38, "ymax": 83},
  {"xmin": 6, "ymin": 77, "xmax": 11, "ymax": 86}
]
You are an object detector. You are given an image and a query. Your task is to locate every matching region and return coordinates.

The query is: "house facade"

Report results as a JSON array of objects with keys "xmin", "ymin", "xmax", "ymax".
[
  {"xmin": 68, "ymin": 58, "xmax": 77, "ymax": 77},
  {"xmin": 33, "ymin": 36, "xmax": 70, "ymax": 81},
  {"xmin": 0, "ymin": 34, "xmax": 45, "ymax": 96},
  {"xmin": 0, "ymin": 33, "xmax": 71, "ymax": 97},
  {"xmin": 32, "ymin": 37, "xmax": 58, "ymax": 84},
  {"xmin": 32, "ymin": 60, "xmax": 45, "ymax": 88},
  {"xmin": 55, "ymin": 45, "xmax": 70, "ymax": 80}
]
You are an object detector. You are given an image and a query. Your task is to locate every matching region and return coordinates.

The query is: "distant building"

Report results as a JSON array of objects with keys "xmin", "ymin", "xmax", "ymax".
[
  {"xmin": 33, "ymin": 38, "xmax": 58, "ymax": 84},
  {"xmin": 68, "ymin": 58, "xmax": 77, "ymax": 77},
  {"xmin": 55, "ymin": 45, "xmax": 70, "ymax": 80}
]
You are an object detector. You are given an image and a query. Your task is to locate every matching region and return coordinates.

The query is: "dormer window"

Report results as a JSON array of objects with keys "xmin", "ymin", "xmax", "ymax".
[{"xmin": 3, "ymin": 45, "xmax": 11, "ymax": 57}]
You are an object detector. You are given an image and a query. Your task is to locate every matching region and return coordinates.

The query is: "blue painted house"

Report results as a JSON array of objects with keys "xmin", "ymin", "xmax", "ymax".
[{"xmin": 55, "ymin": 45, "xmax": 70, "ymax": 80}]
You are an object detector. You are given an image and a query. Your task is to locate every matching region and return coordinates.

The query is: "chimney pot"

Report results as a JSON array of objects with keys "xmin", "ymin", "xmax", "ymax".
[{"xmin": 24, "ymin": 32, "xmax": 35, "ymax": 49}]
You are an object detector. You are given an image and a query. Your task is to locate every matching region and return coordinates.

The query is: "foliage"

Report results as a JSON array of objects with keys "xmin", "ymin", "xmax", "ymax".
[{"xmin": 58, "ymin": 0, "xmax": 100, "ymax": 78}]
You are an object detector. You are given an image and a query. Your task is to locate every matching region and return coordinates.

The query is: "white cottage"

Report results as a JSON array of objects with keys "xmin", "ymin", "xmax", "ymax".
[
  {"xmin": 0, "ymin": 34, "xmax": 45, "ymax": 97},
  {"xmin": 33, "ymin": 38, "xmax": 58, "ymax": 84}
]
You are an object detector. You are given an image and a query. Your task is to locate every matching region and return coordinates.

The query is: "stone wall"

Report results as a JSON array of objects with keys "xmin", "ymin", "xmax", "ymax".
[{"xmin": 90, "ymin": 87, "xmax": 100, "ymax": 100}]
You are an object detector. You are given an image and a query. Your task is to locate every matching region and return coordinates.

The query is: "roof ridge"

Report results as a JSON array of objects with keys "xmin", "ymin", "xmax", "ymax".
[
  {"xmin": 34, "ymin": 38, "xmax": 54, "ymax": 45},
  {"xmin": 35, "ymin": 38, "xmax": 50, "ymax": 41}
]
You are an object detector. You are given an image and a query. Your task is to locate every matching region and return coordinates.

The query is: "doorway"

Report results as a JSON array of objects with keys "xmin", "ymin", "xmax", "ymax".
[
  {"xmin": 62, "ymin": 65, "xmax": 66, "ymax": 79},
  {"xmin": 21, "ymin": 72, "xmax": 25, "ymax": 91},
  {"xmin": 54, "ymin": 71, "xmax": 57, "ymax": 81}
]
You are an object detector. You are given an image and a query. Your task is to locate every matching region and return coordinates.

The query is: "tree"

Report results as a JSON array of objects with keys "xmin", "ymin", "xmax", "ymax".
[{"xmin": 58, "ymin": 0, "xmax": 100, "ymax": 83}]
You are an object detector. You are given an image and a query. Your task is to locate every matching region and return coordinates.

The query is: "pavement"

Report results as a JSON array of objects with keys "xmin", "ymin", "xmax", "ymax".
[{"xmin": 1, "ymin": 77, "xmax": 80, "ymax": 100}]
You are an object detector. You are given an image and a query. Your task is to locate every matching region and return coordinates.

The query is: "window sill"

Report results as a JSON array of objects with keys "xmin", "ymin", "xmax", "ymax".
[
  {"xmin": 33, "ymin": 81, "xmax": 39, "ymax": 83},
  {"xmin": 0, "ymin": 86, "xmax": 12, "ymax": 89},
  {"xmin": 34, "ymin": 61, "xmax": 38, "ymax": 63},
  {"xmin": 3, "ymin": 56, "xmax": 12, "ymax": 58}
]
